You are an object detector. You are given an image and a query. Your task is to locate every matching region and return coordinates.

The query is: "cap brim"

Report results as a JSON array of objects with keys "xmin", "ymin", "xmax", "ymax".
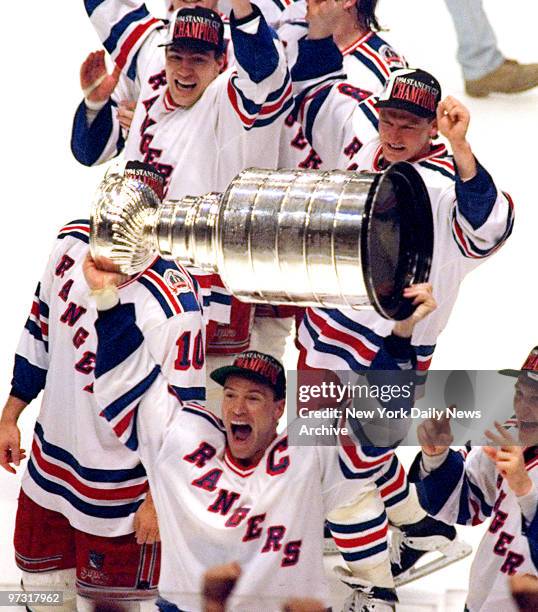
[
  {"xmin": 159, "ymin": 39, "xmax": 219, "ymax": 53},
  {"xmin": 498, "ymin": 369, "xmax": 538, "ymax": 382},
  {"xmin": 498, "ymin": 368, "xmax": 521, "ymax": 377},
  {"xmin": 375, "ymin": 99, "xmax": 436, "ymax": 119}
]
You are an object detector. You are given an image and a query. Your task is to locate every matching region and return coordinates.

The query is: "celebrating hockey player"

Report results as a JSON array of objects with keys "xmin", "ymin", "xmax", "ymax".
[
  {"xmin": 411, "ymin": 346, "xmax": 538, "ymax": 612},
  {"xmin": 71, "ymin": 0, "xmax": 293, "ymax": 407},
  {"xmin": 289, "ymin": 2, "xmax": 514, "ymax": 606},
  {"xmin": 72, "ymin": 0, "xmax": 291, "ymax": 198},
  {"xmin": 0, "ymin": 163, "xmax": 205, "ymax": 610},
  {"xmin": 82, "ymin": 253, "xmax": 439, "ymax": 610}
]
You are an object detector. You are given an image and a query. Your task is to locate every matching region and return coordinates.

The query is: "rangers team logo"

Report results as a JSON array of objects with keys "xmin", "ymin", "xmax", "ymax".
[
  {"xmin": 88, "ymin": 550, "xmax": 105, "ymax": 571},
  {"xmin": 379, "ymin": 45, "xmax": 405, "ymax": 69},
  {"xmin": 164, "ymin": 268, "xmax": 190, "ymax": 294}
]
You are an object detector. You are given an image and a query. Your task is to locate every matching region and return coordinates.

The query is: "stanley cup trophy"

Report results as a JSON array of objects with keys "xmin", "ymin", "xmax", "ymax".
[{"xmin": 90, "ymin": 164, "xmax": 433, "ymax": 320}]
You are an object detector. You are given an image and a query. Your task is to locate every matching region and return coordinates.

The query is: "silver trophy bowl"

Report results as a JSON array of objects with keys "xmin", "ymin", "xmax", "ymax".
[{"xmin": 90, "ymin": 164, "xmax": 433, "ymax": 320}]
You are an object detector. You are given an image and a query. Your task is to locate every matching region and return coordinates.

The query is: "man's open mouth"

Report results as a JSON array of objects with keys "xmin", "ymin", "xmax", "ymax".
[
  {"xmin": 231, "ymin": 422, "xmax": 252, "ymax": 442},
  {"xmin": 175, "ymin": 79, "xmax": 196, "ymax": 90}
]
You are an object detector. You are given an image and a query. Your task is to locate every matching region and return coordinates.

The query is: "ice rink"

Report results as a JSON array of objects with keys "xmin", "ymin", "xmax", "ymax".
[{"xmin": 1, "ymin": 0, "xmax": 537, "ymax": 609}]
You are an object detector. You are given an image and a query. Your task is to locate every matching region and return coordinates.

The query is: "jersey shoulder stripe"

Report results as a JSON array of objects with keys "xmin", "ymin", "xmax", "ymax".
[
  {"xmin": 57, "ymin": 220, "xmax": 91, "ymax": 244},
  {"xmin": 137, "ymin": 259, "xmax": 200, "ymax": 318},
  {"xmin": 182, "ymin": 404, "xmax": 225, "ymax": 433},
  {"xmin": 419, "ymin": 158, "xmax": 456, "ymax": 181}
]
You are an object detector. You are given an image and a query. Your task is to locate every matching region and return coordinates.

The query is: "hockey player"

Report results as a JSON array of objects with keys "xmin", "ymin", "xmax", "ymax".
[
  {"xmin": 0, "ymin": 164, "xmax": 205, "ymax": 611},
  {"xmin": 72, "ymin": 0, "xmax": 291, "ymax": 197},
  {"xmin": 277, "ymin": 0, "xmax": 406, "ymax": 171},
  {"xmin": 290, "ymin": 2, "xmax": 513, "ymax": 605},
  {"xmin": 83, "ymin": 255, "xmax": 439, "ymax": 610},
  {"xmin": 410, "ymin": 346, "xmax": 538, "ymax": 612},
  {"xmin": 291, "ymin": 0, "xmax": 513, "ymax": 395},
  {"xmin": 72, "ymin": 0, "xmax": 292, "ymax": 402}
]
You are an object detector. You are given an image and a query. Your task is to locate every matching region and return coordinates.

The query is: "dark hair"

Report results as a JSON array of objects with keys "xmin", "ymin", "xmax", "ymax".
[{"xmin": 357, "ymin": 0, "xmax": 381, "ymax": 32}]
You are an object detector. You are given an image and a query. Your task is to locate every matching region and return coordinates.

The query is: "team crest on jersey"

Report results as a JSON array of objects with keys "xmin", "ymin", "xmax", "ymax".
[
  {"xmin": 379, "ymin": 45, "xmax": 405, "ymax": 69},
  {"xmin": 164, "ymin": 268, "xmax": 191, "ymax": 294},
  {"xmin": 88, "ymin": 551, "xmax": 105, "ymax": 570}
]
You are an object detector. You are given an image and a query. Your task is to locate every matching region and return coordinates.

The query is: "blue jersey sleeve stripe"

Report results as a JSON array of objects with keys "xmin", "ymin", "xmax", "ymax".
[
  {"xmin": 34, "ymin": 422, "xmax": 146, "ymax": 482},
  {"xmin": 415, "ymin": 449, "xmax": 466, "ymax": 516},
  {"xmin": 357, "ymin": 102, "xmax": 379, "ymax": 131},
  {"xmin": 39, "ymin": 299, "xmax": 49, "ymax": 319},
  {"xmin": 338, "ymin": 456, "xmax": 380, "ymax": 480},
  {"xmin": 303, "ymin": 316, "xmax": 372, "ymax": 371},
  {"xmin": 71, "ymin": 99, "xmax": 121, "ymax": 167},
  {"xmin": 125, "ymin": 405, "xmax": 140, "ymax": 451},
  {"xmin": 95, "ymin": 303, "xmax": 144, "ymax": 379},
  {"xmin": 420, "ymin": 161, "xmax": 456, "ymax": 181},
  {"xmin": 57, "ymin": 231, "xmax": 89, "ymax": 245},
  {"xmin": 171, "ymin": 386, "xmax": 206, "ymax": 402},
  {"xmin": 84, "ymin": 0, "xmax": 105, "ymax": 17},
  {"xmin": 138, "ymin": 277, "xmax": 174, "ymax": 318},
  {"xmin": 11, "ymin": 355, "xmax": 48, "ymax": 403},
  {"xmin": 102, "ymin": 365, "xmax": 161, "ymax": 421},
  {"xmin": 250, "ymin": 97, "xmax": 294, "ymax": 129},
  {"xmin": 316, "ymin": 308, "xmax": 384, "ymax": 346},
  {"xmin": 103, "ymin": 6, "xmax": 150, "ymax": 57},
  {"xmin": 230, "ymin": 7, "xmax": 279, "ymax": 84},
  {"xmin": 24, "ymin": 319, "xmax": 44, "ymax": 344},
  {"xmin": 178, "ymin": 292, "xmax": 201, "ymax": 313},
  {"xmin": 304, "ymin": 87, "xmax": 332, "ymax": 145},
  {"xmin": 351, "ymin": 50, "xmax": 386, "ymax": 85}
]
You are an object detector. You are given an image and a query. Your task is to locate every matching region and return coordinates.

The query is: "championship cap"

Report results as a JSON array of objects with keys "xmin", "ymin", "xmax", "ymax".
[
  {"xmin": 210, "ymin": 351, "xmax": 287, "ymax": 400},
  {"xmin": 499, "ymin": 346, "xmax": 538, "ymax": 382},
  {"xmin": 375, "ymin": 68, "xmax": 442, "ymax": 119},
  {"xmin": 104, "ymin": 160, "xmax": 166, "ymax": 199},
  {"xmin": 160, "ymin": 7, "xmax": 225, "ymax": 54}
]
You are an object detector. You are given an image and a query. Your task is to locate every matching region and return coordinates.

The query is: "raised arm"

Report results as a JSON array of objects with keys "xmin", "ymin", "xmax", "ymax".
[
  {"xmin": 437, "ymin": 96, "xmax": 514, "ymax": 259},
  {"xmin": 226, "ymin": 0, "xmax": 293, "ymax": 129}
]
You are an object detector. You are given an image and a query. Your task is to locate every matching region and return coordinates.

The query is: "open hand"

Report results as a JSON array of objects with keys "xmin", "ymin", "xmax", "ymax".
[
  {"xmin": 81, "ymin": 50, "xmax": 121, "ymax": 103},
  {"xmin": 484, "ymin": 421, "xmax": 531, "ymax": 497}
]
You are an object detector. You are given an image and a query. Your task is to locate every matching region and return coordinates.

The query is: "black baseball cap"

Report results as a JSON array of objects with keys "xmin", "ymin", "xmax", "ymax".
[
  {"xmin": 210, "ymin": 351, "xmax": 287, "ymax": 400},
  {"xmin": 499, "ymin": 346, "xmax": 538, "ymax": 382},
  {"xmin": 160, "ymin": 7, "xmax": 225, "ymax": 54},
  {"xmin": 375, "ymin": 68, "xmax": 442, "ymax": 119}
]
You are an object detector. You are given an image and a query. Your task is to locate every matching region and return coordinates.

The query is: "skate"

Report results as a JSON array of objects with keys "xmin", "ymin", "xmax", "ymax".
[
  {"xmin": 334, "ymin": 566, "xmax": 397, "ymax": 612},
  {"xmin": 390, "ymin": 515, "xmax": 472, "ymax": 587}
]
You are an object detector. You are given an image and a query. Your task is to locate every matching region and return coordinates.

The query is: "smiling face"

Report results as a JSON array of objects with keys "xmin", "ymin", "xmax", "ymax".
[
  {"xmin": 165, "ymin": 45, "xmax": 224, "ymax": 107},
  {"xmin": 378, "ymin": 108, "xmax": 437, "ymax": 163},
  {"xmin": 514, "ymin": 375, "xmax": 538, "ymax": 445},
  {"xmin": 222, "ymin": 375, "xmax": 285, "ymax": 466}
]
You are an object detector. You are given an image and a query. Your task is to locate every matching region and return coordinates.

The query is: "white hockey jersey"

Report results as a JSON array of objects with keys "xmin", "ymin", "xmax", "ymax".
[
  {"xmin": 410, "ymin": 447, "xmax": 538, "ymax": 612},
  {"xmin": 11, "ymin": 221, "xmax": 205, "ymax": 537},
  {"xmin": 91, "ymin": 300, "xmax": 384, "ymax": 610},
  {"xmin": 291, "ymin": 36, "xmax": 514, "ymax": 374},
  {"xmin": 77, "ymin": 0, "xmax": 292, "ymax": 198},
  {"xmin": 276, "ymin": 1, "xmax": 407, "ymax": 171}
]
